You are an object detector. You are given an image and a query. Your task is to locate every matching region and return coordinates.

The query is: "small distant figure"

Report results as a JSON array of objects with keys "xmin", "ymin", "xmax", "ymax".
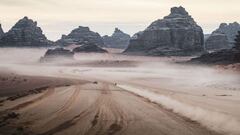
[
  {"xmin": 93, "ymin": 81, "xmax": 98, "ymax": 84},
  {"xmin": 114, "ymin": 83, "xmax": 117, "ymax": 86}
]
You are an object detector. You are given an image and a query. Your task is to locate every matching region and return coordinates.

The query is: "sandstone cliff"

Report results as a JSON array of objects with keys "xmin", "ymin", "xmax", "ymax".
[
  {"xmin": 205, "ymin": 22, "xmax": 240, "ymax": 51},
  {"xmin": 0, "ymin": 17, "xmax": 53, "ymax": 47},
  {"xmin": 124, "ymin": 6, "xmax": 204, "ymax": 56},
  {"xmin": 103, "ymin": 28, "xmax": 130, "ymax": 49},
  {"xmin": 56, "ymin": 26, "xmax": 104, "ymax": 47}
]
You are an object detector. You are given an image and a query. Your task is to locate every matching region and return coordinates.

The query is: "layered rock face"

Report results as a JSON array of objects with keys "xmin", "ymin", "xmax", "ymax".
[
  {"xmin": 204, "ymin": 34, "xmax": 211, "ymax": 42},
  {"xmin": 235, "ymin": 31, "xmax": 240, "ymax": 50},
  {"xmin": 0, "ymin": 24, "xmax": 4, "ymax": 38},
  {"xmin": 56, "ymin": 26, "xmax": 104, "ymax": 47},
  {"xmin": 190, "ymin": 32, "xmax": 240, "ymax": 65},
  {"xmin": 205, "ymin": 33, "xmax": 229, "ymax": 51},
  {"xmin": 216, "ymin": 22, "xmax": 240, "ymax": 43},
  {"xmin": 103, "ymin": 28, "xmax": 130, "ymax": 49},
  {"xmin": 0, "ymin": 17, "xmax": 53, "ymax": 47},
  {"xmin": 205, "ymin": 22, "xmax": 240, "ymax": 51},
  {"xmin": 73, "ymin": 42, "xmax": 108, "ymax": 53},
  {"xmin": 124, "ymin": 6, "xmax": 204, "ymax": 56}
]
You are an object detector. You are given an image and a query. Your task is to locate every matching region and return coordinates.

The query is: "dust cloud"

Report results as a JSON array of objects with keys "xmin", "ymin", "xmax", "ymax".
[
  {"xmin": 0, "ymin": 47, "xmax": 239, "ymax": 135},
  {"xmin": 118, "ymin": 84, "xmax": 240, "ymax": 135}
]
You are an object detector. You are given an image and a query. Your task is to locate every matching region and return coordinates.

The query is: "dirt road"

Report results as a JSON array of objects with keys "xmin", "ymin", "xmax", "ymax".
[{"xmin": 0, "ymin": 82, "xmax": 219, "ymax": 135}]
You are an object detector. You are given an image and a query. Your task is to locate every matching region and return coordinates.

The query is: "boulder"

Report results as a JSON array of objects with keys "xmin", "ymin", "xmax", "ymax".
[
  {"xmin": 0, "ymin": 24, "xmax": 4, "ymax": 38},
  {"xmin": 40, "ymin": 48, "xmax": 74, "ymax": 62},
  {"xmin": 205, "ymin": 22, "xmax": 240, "ymax": 50},
  {"xmin": 56, "ymin": 26, "xmax": 104, "ymax": 47},
  {"xmin": 73, "ymin": 42, "xmax": 108, "ymax": 53},
  {"xmin": 0, "ymin": 17, "xmax": 54, "ymax": 47},
  {"xmin": 103, "ymin": 28, "xmax": 130, "ymax": 49},
  {"xmin": 124, "ymin": 6, "xmax": 204, "ymax": 56}
]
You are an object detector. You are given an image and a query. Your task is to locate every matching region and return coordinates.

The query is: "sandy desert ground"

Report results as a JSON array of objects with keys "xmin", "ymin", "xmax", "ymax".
[{"xmin": 0, "ymin": 48, "xmax": 239, "ymax": 135}]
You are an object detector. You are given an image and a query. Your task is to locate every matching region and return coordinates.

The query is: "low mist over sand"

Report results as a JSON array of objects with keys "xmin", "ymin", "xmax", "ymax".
[
  {"xmin": 0, "ymin": 0, "xmax": 240, "ymax": 134},
  {"xmin": 0, "ymin": 48, "xmax": 47, "ymax": 64},
  {"xmin": 0, "ymin": 48, "xmax": 239, "ymax": 135}
]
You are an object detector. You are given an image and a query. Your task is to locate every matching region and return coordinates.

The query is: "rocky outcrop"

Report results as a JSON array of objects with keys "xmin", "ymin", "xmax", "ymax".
[
  {"xmin": 124, "ymin": 6, "xmax": 204, "ymax": 56},
  {"xmin": 205, "ymin": 33, "xmax": 230, "ymax": 51},
  {"xmin": 190, "ymin": 48, "xmax": 240, "ymax": 65},
  {"xmin": 40, "ymin": 48, "xmax": 74, "ymax": 62},
  {"xmin": 0, "ymin": 17, "xmax": 53, "ymax": 47},
  {"xmin": 235, "ymin": 31, "xmax": 240, "ymax": 50},
  {"xmin": 205, "ymin": 22, "xmax": 240, "ymax": 51},
  {"xmin": 73, "ymin": 42, "xmax": 107, "ymax": 53},
  {"xmin": 103, "ymin": 28, "xmax": 130, "ymax": 49},
  {"xmin": 0, "ymin": 24, "xmax": 4, "ymax": 38},
  {"xmin": 56, "ymin": 26, "xmax": 104, "ymax": 47},
  {"xmin": 215, "ymin": 22, "xmax": 240, "ymax": 44},
  {"xmin": 190, "ymin": 31, "xmax": 240, "ymax": 65}
]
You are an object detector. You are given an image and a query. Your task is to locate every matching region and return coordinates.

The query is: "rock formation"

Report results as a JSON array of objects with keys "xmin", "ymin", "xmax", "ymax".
[
  {"xmin": 235, "ymin": 31, "xmax": 240, "ymax": 50},
  {"xmin": 205, "ymin": 33, "xmax": 229, "ymax": 51},
  {"xmin": 73, "ymin": 42, "xmax": 108, "ymax": 53},
  {"xmin": 40, "ymin": 48, "xmax": 74, "ymax": 62},
  {"xmin": 216, "ymin": 22, "xmax": 240, "ymax": 44},
  {"xmin": 56, "ymin": 26, "xmax": 104, "ymax": 47},
  {"xmin": 0, "ymin": 17, "xmax": 53, "ymax": 47},
  {"xmin": 190, "ymin": 32, "xmax": 240, "ymax": 65},
  {"xmin": 0, "ymin": 24, "xmax": 4, "ymax": 38},
  {"xmin": 190, "ymin": 48, "xmax": 240, "ymax": 65},
  {"xmin": 103, "ymin": 28, "xmax": 130, "ymax": 49},
  {"xmin": 204, "ymin": 34, "xmax": 210, "ymax": 42},
  {"xmin": 124, "ymin": 6, "xmax": 204, "ymax": 56},
  {"xmin": 205, "ymin": 22, "xmax": 240, "ymax": 51}
]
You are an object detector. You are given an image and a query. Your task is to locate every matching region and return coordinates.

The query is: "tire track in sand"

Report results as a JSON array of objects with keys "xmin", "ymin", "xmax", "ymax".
[
  {"xmin": 0, "ymin": 88, "xmax": 55, "ymax": 130},
  {"xmin": 40, "ymin": 85, "xmax": 82, "ymax": 128},
  {"xmin": 53, "ymin": 85, "xmax": 81, "ymax": 115},
  {"xmin": 39, "ymin": 83, "xmax": 128, "ymax": 135},
  {"xmin": 83, "ymin": 83, "xmax": 128, "ymax": 135},
  {"xmin": 12, "ymin": 86, "xmax": 76, "ymax": 128},
  {"xmin": 9, "ymin": 88, "xmax": 55, "ymax": 111}
]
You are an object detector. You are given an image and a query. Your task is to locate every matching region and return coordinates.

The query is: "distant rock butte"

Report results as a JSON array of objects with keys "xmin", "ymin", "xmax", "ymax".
[
  {"xmin": 56, "ymin": 26, "xmax": 104, "ymax": 47},
  {"xmin": 124, "ymin": 6, "xmax": 204, "ymax": 56},
  {"xmin": 103, "ymin": 28, "xmax": 130, "ymax": 49},
  {"xmin": 205, "ymin": 22, "xmax": 240, "ymax": 51},
  {"xmin": 0, "ymin": 17, "xmax": 53, "ymax": 47},
  {"xmin": 40, "ymin": 48, "xmax": 74, "ymax": 62},
  {"xmin": 215, "ymin": 22, "xmax": 240, "ymax": 43},
  {"xmin": 73, "ymin": 42, "xmax": 108, "ymax": 53},
  {"xmin": 191, "ymin": 31, "xmax": 240, "ymax": 65},
  {"xmin": 0, "ymin": 24, "xmax": 4, "ymax": 38}
]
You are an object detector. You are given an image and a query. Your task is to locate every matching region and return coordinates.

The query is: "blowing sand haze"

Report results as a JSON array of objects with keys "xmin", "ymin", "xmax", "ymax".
[{"xmin": 0, "ymin": 0, "xmax": 240, "ymax": 135}]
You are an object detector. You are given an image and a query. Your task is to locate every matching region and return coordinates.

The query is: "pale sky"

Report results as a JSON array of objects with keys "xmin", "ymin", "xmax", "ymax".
[{"xmin": 0, "ymin": 0, "xmax": 239, "ymax": 41}]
